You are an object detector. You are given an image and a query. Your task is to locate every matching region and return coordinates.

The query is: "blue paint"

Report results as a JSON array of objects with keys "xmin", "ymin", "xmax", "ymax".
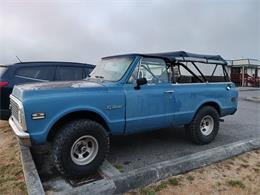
[{"xmin": 11, "ymin": 55, "xmax": 238, "ymax": 145}]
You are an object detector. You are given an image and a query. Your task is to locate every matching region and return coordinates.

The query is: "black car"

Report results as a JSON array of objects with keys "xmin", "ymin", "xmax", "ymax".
[{"xmin": 0, "ymin": 61, "xmax": 95, "ymax": 120}]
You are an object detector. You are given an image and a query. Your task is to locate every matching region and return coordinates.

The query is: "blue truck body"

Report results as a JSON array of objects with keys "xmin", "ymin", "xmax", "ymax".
[{"xmin": 10, "ymin": 54, "xmax": 238, "ymax": 145}]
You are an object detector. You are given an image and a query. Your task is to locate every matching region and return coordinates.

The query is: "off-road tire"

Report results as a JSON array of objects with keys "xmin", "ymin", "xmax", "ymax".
[
  {"xmin": 186, "ymin": 106, "xmax": 219, "ymax": 145},
  {"xmin": 51, "ymin": 119, "xmax": 109, "ymax": 179}
]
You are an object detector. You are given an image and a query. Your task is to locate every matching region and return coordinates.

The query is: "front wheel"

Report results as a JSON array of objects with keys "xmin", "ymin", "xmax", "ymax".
[
  {"xmin": 51, "ymin": 119, "xmax": 109, "ymax": 179},
  {"xmin": 186, "ymin": 106, "xmax": 219, "ymax": 145}
]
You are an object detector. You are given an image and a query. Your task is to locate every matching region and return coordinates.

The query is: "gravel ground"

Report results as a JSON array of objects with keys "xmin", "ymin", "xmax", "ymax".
[{"xmin": 0, "ymin": 120, "xmax": 27, "ymax": 195}]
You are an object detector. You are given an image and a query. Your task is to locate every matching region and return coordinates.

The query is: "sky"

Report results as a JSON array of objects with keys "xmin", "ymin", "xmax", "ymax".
[{"xmin": 0, "ymin": 0, "xmax": 259, "ymax": 65}]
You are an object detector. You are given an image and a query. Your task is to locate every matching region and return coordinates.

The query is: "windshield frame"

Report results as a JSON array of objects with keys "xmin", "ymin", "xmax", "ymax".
[{"xmin": 89, "ymin": 55, "xmax": 135, "ymax": 82}]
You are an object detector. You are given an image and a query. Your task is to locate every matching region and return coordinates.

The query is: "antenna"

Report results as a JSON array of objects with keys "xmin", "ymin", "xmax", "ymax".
[{"xmin": 16, "ymin": 56, "xmax": 22, "ymax": 63}]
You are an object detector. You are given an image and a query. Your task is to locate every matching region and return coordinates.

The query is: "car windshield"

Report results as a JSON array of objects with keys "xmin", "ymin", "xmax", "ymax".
[{"xmin": 90, "ymin": 56, "xmax": 134, "ymax": 81}]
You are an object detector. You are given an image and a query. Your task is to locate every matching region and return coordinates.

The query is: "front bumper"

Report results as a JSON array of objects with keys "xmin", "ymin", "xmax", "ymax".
[{"xmin": 9, "ymin": 117, "xmax": 31, "ymax": 146}]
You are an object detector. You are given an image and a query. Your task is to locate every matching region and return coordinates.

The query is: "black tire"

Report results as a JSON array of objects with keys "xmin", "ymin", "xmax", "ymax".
[
  {"xmin": 186, "ymin": 106, "xmax": 219, "ymax": 145},
  {"xmin": 51, "ymin": 119, "xmax": 109, "ymax": 179}
]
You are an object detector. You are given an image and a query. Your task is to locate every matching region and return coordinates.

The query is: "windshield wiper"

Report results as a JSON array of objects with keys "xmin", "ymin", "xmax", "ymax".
[{"xmin": 95, "ymin": 75, "xmax": 104, "ymax": 79}]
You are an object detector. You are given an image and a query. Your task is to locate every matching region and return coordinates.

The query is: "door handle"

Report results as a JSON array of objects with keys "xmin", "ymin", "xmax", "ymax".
[{"xmin": 164, "ymin": 90, "xmax": 174, "ymax": 94}]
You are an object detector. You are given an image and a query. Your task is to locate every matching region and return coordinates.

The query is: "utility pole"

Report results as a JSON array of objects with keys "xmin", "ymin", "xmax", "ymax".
[{"xmin": 242, "ymin": 66, "xmax": 245, "ymax": 87}]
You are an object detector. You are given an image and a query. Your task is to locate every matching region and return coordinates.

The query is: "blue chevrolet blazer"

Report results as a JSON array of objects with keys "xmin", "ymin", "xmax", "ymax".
[{"xmin": 9, "ymin": 51, "xmax": 238, "ymax": 178}]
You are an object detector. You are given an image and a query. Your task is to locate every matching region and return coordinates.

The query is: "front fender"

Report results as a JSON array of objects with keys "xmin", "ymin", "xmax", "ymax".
[
  {"xmin": 47, "ymin": 106, "xmax": 110, "ymax": 133},
  {"xmin": 30, "ymin": 106, "xmax": 111, "ymax": 144}
]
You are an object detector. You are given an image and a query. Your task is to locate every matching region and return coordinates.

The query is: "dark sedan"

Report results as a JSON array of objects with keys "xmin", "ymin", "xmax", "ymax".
[{"xmin": 0, "ymin": 61, "xmax": 95, "ymax": 120}]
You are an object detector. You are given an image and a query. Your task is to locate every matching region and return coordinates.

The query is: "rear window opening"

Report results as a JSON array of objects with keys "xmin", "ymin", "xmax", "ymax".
[{"xmin": 169, "ymin": 61, "xmax": 229, "ymax": 84}]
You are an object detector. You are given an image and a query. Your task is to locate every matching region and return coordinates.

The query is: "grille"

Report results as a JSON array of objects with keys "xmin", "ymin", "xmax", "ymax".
[
  {"xmin": 10, "ymin": 96, "xmax": 26, "ymax": 130},
  {"xmin": 10, "ymin": 98, "xmax": 19, "ymax": 122}
]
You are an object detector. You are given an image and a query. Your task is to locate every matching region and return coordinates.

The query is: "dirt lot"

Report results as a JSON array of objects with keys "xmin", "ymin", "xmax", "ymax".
[
  {"xmin": 0, "ymin": 120, "xmax": 259, "ymax": 195},
  {"xmin": 0, "ymin": 120, "xmax": 27, "ymax": 195}
]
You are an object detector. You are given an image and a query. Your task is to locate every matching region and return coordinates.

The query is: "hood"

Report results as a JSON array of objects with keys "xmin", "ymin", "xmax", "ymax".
[{"xmin": 12, "ymin": 80, "xmax": 105, "ymax": 101}]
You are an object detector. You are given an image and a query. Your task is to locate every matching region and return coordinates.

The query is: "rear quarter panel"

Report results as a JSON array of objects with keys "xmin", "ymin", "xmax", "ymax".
[{"xmin": 172, "ymin": 82, "xmax": 238, "ymax": 126}]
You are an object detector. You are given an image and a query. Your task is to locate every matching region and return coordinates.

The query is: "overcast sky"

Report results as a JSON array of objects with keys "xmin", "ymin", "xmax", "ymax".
[{"xmin": 0, "ymin": 0, "xmax": 259, "ymax": 65}]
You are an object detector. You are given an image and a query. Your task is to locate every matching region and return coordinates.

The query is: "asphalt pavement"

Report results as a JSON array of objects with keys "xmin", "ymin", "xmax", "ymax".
[{"xmin": 107, "ymin": 90, "xmax": 260, "ymax": 172}]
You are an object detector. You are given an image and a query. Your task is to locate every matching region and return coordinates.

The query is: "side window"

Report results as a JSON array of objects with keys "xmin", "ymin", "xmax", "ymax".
[
  {"xmin": 56, "ymin": 67, "xmax": 84, "ymax": 81},
  {"xmin": 175, "ymin": 65, "xmax": 195, "ymax": 83},
  {"xmin": 174, "ymin": 62, "xmax": 226, "ymax": 83},
  {"xmin": 129, "ymin": 57, "xmax": 168, "ymax": 84},
  {"xmin": 16, "ymin": 66, "xmax": 55, "ymax": 81},
  {"xmin": 192, "ymin": 63, "xmax": 226, "ymax": 82}
]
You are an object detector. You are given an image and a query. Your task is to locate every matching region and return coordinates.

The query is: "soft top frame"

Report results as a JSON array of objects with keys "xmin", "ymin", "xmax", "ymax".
[{"xmin": 104, "ymin": 51, "xmax": 227, "ymax": 65}]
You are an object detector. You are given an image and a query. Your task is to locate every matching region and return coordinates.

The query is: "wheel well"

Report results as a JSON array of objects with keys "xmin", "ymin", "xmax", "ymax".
[
  {"xmin": 47, "ymin": 111, "xmax": 110, "ymax": 142},
  {"xmin": 197, "ymin": 102, "xmax": 221, "ymax": 116}
]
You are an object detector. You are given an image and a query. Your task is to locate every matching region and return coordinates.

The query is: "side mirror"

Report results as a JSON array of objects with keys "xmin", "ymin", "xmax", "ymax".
[{"xmin": 135, "ymin": 78, "xmax": 147, "ymax": 90}]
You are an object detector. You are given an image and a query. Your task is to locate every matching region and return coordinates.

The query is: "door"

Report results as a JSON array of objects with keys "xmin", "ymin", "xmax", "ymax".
[{"xmin": 124, "ymin": 57, "xmax": 174, "ymax": 134}]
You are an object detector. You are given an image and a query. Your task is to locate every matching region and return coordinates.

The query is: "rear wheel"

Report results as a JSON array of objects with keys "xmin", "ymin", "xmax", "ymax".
[
  {"xmin": 186, "ymin": 106, "xmax": 219, "ymax": 145},
  {"xmin": 51, "ymin": 119, "xmax": 109, "ymax": 179}
]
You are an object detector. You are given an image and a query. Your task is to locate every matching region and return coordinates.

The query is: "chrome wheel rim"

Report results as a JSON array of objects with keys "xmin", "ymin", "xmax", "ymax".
[
  {"xmin": 200, "ymin": 115, "xmax": 214, "ymax": 136},
  {"xmin": 70, "ymin": 135, "xmax": 99, "ymax": 165}
]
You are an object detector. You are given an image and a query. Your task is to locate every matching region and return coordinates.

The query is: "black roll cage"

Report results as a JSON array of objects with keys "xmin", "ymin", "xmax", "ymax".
[
  {"xmin": 173, "ymin": 62, "xmax": 204, "ymax": 83},
  {"xmin": 137, "ymin": 51, "xmax": 230, "ymax": 83},
  {"xmin": 169, "ymin": 61, "xmax": 230, "ymax": 83},
  {"xmin": 105, "ymin": 51, "xmax": 230, "ymax": 83}
]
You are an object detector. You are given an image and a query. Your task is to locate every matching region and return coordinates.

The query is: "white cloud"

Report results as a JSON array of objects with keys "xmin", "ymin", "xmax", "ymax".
[{"xmin": 0, "ymin": 0, "xmax": 259, "ymax": 64}]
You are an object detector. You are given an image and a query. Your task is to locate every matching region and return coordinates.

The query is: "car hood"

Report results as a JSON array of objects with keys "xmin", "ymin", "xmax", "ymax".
[{"xmin": 12, "ymin": 80, "xmax": 105, "ymax": 101}]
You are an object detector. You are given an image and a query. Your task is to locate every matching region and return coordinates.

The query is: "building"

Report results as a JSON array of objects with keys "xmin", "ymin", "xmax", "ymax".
[{"xmin": 226, "ymin": 59, "xmax": 260, "ymax": 87}]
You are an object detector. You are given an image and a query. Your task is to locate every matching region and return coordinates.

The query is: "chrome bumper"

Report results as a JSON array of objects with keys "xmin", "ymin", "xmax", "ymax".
[{"xmin": 9, "ymin": 117, "xmax": 31, "ymax": 146}]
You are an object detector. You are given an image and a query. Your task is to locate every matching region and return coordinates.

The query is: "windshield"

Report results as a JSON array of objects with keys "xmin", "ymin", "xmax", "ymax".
[{"xmin": 90, "ymin": 56, "xmax": 134, "ymax": 81}]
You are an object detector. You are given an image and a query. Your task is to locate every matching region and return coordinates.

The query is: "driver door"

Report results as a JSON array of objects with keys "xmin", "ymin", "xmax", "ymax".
[{"xmin": 124, "ymin": 57, "xmax": 174, "ymax": 134}]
